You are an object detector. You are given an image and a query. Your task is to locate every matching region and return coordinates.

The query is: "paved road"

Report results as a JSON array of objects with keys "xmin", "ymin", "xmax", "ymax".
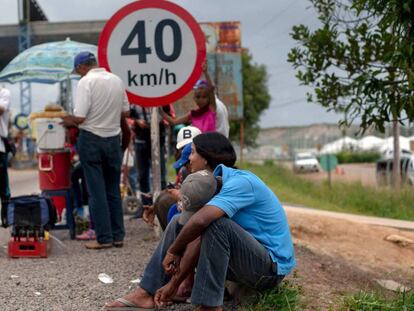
[
  {"xmin": 295, "ymin": 163, "xmax": 378, "ymax": 187},
  {"xmin": 7, "ymin": 169, "xmax": 414, "ymax": 231},
  {"xmin": 8, "ymin": 168, "xmax": 39, "ymax": 196}
]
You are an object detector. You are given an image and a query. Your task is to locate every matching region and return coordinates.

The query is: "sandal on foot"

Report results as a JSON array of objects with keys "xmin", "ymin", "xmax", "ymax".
[
  {"xmin": 104, "ymin": 297, "xmax": 154, "ymax": 310},
  {"xmin": 172, "ymin": 295, "xmax": 191, "ymax": 304},
  {"xmin": 75, "ymin": 229, "xmax": 96, "ymax": 241},
  {"xmin": 173, "ymin": 287, "xmax": 191, "ymax": 303}
]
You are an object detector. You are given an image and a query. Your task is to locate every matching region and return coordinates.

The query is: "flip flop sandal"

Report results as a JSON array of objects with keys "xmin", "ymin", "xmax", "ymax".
[
  {"xmin": 104, "ymin": 297, "xmax": 155, "ymax": 311},
  {"xmin": 173, "ymin": 287, "xmax": 191, "ymax": 303},
  {"xmin": 172, "ymin": 295, "xmax": 191, "ymax": 304}
]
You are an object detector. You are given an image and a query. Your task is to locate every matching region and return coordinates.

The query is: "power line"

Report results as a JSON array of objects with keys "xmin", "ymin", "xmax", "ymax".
[
  {"xmin": 249, "ymin": 0, "xmax": 299, "ymax": 39},
  {"xmin": 267, "ymin": 98, "xmax": 304, "ymax": 110}
]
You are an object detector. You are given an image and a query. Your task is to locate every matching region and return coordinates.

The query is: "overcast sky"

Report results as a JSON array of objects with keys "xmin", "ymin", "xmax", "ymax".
[{"xmin": 0, "ymin": 0, "xmax": 344, "ymax": 128}]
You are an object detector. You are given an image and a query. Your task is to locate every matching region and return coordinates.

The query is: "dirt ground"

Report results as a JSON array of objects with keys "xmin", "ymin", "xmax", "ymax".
[
  {"xmin": 286, "ymin": 209, "xmax": 414, "ymax": 310},
  {"xmin": 283, "ymin": 163, "xmax": 414, "ymax": 309}
]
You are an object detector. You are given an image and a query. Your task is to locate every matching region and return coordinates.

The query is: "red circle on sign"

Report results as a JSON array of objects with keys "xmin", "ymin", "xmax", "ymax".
[{"xmin": 98, "ymin": 0, "xmax": 206, "ymax": 107}]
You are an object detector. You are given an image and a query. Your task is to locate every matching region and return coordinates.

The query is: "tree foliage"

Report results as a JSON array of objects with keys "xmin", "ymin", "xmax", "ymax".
[
  {"xmin": 288, "ymin": 0, "xmax": 414, "ymax": 132},
  {"xmin": 230, "ymin": 51, "xmax": 271, "ymax": 146}
]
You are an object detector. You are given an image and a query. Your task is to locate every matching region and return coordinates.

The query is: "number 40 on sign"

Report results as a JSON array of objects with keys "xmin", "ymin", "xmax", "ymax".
[{"xmin": 98, "ymin": 0, "xmax": 206, "ymax": 107}]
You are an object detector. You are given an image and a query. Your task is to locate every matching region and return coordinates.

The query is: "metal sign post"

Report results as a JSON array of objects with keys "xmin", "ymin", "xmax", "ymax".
[
  {"xmin": 150, "ymin": 107, "xmax": 162, "ymax": 197},
  {"xmin": 319, "ymin": 154, "xmax": 338, "ymax": 187}
]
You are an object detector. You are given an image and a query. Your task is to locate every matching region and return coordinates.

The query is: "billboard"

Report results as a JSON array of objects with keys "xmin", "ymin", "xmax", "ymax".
[{"xmin": 173, "ymin": 21, "xmax": 243, "ymax": 121}]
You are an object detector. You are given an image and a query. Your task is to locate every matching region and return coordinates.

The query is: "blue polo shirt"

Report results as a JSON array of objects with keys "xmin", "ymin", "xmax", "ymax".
[{"xmin": 208, "ymin": 165, "xmax": 296, "ymax": 275}]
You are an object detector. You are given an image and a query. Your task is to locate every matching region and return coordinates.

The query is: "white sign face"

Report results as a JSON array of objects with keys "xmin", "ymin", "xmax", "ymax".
[{"xmin": 99, "ymin": 1, "xmax": 206, "ymax": 107}]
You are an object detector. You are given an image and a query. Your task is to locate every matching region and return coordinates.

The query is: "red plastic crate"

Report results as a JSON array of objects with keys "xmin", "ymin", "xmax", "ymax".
[{"xmin": 8, "ymin": 238, "xmax": 48, "ymax": 258}]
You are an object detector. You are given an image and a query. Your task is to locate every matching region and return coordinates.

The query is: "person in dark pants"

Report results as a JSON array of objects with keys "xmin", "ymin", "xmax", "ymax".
[
  {"xmin": 62, "ymin": 51, "xmax": 130, "ymax": 250},
  {"xmin": 71, "ymin": 161, "xmax": 97, "ymax": 240},
  {"xmin": 130, "ymin": 105, "xmax": 172, "ymax": 206},
  {"xmin": 104, "ymin": 133, "xmax": 296, "ymax": 311}
]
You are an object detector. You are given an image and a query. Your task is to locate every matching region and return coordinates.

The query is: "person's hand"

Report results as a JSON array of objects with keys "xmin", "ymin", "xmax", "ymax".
[
  {"xmin": 154, "ymin": 282, "xmax": 178, "ymax": 307},
  {"xmin": 136, "ymin": 119, "xmax": 149, "ymax": 129},
  {"xmin": 176, "ymin": 201, "xmax": 183, "ymax": 212},
  {"xmin": 60, "ymin": 116, "xmax": 76, "ymax": 128},
  {"xmin": 167, "ymin": 188, "xmax": 180, "ymax": 201},
  {"xmin": 162, "ymin": 251, "xmax": 181, "ymax": 276},
  {"xmin": 160, "ymin": 109, "xmax": 170, "ymax": 121},
  {"xmin": 142, "ymin": 205, "xmax": 156, "ymax": 227}
]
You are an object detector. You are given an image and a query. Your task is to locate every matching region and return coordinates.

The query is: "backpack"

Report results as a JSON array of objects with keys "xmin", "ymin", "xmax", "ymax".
[{"xmin": 1, "ymin": 194, "xmax": 57, "ymax": 231}]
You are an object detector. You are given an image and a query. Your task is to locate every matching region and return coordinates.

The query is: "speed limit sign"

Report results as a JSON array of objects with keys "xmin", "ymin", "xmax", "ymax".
[{"xmin": 98, "ymin": 0, "xmax": 206, "ymax": 107}]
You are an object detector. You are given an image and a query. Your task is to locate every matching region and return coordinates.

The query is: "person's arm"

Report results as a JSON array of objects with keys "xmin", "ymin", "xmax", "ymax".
[
  {"xmin": 203, "ymin": 61, "xmax": 216, "ymax": 112},
  {"xmin": 121, "ymin": 116, "xmax": 131, "ymax": 152},
  {"xmin": 162, "ymin": 205, "xmax": 225, "ymax": 274},
  {"xmin": 142, "ymin": 204, "xmax": 156, "ymax": 226},
  {"xmin": 67, "ymin": 79, "xmax": 89, "ymax": 127},
  {"xmin": 161, "ymin": 110, "xmax": 189, "ymax": 126},
  {"xmin": 164, "ymin": 175, "xmax": 255, "ymax": 272},
  {"xmin": 131, "ymin": 106, "xmax": 149, "ymax": 129},
  {"xmin": 121, "ymin": 91, "xmax": 130, "ymax": 118},
  {"xmin": 154, "ymin": 238, "xmax": 201, "ymax": 307},
  {"xmin": 0, "ymin": 88, "xmax": 11, "ymax": 116},
  {"xmin": 61, "ymin": 115, "xmax": 86, "ymax": 127}
]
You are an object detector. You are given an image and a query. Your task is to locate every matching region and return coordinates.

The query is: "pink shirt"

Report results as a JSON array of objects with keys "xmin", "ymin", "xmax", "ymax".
[{"xmin": 188, "ymin": 107, "xmax": 216, "ymax": 133}]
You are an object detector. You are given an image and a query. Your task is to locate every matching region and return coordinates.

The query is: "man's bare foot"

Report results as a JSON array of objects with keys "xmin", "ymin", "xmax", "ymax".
[
  {"xmin": 175, "ymin": 274, "xmax": 193, "ymax": 299},
  {"xmin": 104, "ymin": 287, "xmax": 155, "ymax": 309}
]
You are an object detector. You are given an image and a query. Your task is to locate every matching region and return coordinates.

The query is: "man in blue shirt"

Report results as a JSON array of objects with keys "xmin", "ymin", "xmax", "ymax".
[
  {"xmin": 104, "ymin": 132, "xmax": 295, "ymax": 311},
  {"xmin": 156, "ymin": 164, "xmax": 296, "ymax": 309},
  {"xmin": 206, "ymin": 164, "xmax": 296, "ymax": 276}
]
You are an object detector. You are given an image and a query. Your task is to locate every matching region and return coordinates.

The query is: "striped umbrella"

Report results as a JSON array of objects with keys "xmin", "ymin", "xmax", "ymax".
[{"xmin": 0, "ymin": 38, "xmax": 97, "ymax": 84}]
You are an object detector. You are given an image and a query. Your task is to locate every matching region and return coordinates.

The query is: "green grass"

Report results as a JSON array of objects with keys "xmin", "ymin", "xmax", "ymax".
[
  {"xmin": 340, "ymin": 290, "xmax": 414, "ymax": 311},
  {"xmin": 240, "ymin": 161, "xmax": 414, "ymax": 221},
  {"xmin": 241, "ymin": 281, "xmax": 302, "ymax": 311}
]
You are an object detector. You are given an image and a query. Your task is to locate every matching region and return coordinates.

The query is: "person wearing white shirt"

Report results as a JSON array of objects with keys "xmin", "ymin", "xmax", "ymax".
[
  {"xmin": 62, "ymin": 52, "xmax": 130, "ymax": 250},
  {"xmin": 215, "ymin": 96, "xmax": 229, "ymax": 138}
]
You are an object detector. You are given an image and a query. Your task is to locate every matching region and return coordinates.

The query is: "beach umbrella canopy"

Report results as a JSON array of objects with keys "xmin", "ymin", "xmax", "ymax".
[{"xmin": 0, "ymin": 38, "xmax": 97, "ymax": 84}]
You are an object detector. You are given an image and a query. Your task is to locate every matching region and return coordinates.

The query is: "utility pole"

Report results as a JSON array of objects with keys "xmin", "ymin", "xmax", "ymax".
[
  {"xmin": 389, "ymin": 66, "xmax": 400, "ymax": 191},
  {"xmin": 18, "ymin": 0, "xmax": 32, "ymax": 115},
  {"xmin": 392, "ymin": 118, "xmax": 401, "ymax": 190}
]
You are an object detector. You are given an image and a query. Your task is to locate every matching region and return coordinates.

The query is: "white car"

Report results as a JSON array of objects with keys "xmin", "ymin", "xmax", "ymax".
[{"xmin": 293, "ymin": 153, "xmax": 320, "ymax": 173}]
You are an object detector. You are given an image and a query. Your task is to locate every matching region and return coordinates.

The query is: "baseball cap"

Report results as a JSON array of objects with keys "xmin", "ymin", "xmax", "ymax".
[
  {"xmin": 73, "ymin": 51, "xmax": 97, "ymax": 71},
  {"xmin": 173, "ymin": 143, "xmax": 192, "ymax": 170},
  {"xmin": 178, "ymin": 170, "xmax": 217, "ymax": 225},
  {"xmin": 176, "ymin": 126, "xmax": 201, "ymax": 149},
  {"xmin": 194, "ymin": 79, "xmax": 208, "ymax": 89}
]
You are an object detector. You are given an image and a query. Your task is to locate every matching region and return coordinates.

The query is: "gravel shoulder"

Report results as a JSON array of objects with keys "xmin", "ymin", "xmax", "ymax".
[{"xmin": 0, "ymin": 219, "xmax": 157, "ymax": 311}]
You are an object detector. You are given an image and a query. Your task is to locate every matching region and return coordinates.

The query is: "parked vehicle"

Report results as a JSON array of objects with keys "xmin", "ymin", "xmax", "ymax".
[
  {"xmin": 376, "ymin": 153, "xmax": 414, "ymax": 187},
  {"xmin": 293, "ymin": 153, "xmax": 320, "ymax": 173}
]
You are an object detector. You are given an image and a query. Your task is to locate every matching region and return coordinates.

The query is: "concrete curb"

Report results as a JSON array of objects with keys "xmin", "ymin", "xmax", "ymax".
[{"xmin": 284, "ymin": 204, "xmax": 414, "ymax": 231}]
